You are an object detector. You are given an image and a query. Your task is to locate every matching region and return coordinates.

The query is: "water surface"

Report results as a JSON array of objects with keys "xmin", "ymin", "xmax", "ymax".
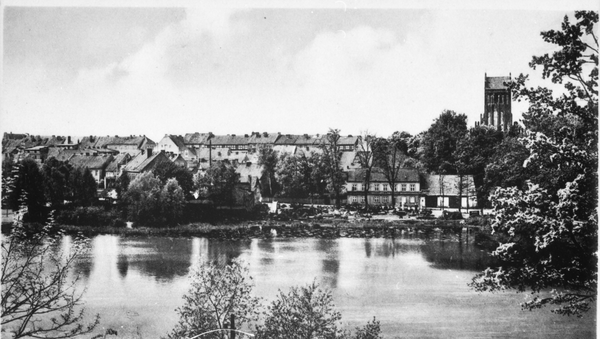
[{"xmin": 67, "ymin": 234, "xmax": 595, "ymax": 338}]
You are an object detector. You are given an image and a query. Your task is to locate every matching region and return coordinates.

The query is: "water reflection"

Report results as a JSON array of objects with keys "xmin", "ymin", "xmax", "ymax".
[{"xmin": 57, "ymin": 234, "xmax": 594, "ymax": 339}]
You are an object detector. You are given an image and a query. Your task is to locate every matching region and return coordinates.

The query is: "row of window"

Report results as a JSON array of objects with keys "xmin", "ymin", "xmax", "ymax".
[
  {"xmin": 350, "ymin": 195, "xmax": 417, "ymax": 203},
  {"xmin": 351, "ymin": 183, "xmax": 417, "ymax": 192}
]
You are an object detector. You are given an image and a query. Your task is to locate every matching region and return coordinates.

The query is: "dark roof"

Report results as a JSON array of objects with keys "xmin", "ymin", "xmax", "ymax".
[
  {"xmin": 338, "ymin": 135, "xmax": 359, "ymax": 145},
  {"xmin": 347, "ymin": 168, "xmax": 419, "ymax": 183},
  {"xmin": 210, "ymin": 134, "xmax": 251, "ymax": 146},
  {"xmin": 106, "ymin": 153, "xmax": 131, "ymax": 172},
  {"xmin": 124, "ymin": 152, "xmax": 170, "ymax": 172},
  {"xmin": 423, "ymin": 174, "xmax": 476, "ymax": 196},
  {"xmin": 168, "ymin": 135, "xmax": 187, "ymax": 150},
  {"xmin": 248, "ymin": 132, "xmax": 280, "ymax": 144},
  {"xmin": 184, "ymin": 133, "xmax": 211, "ymax": 145},
  {"xmin": 68, "ymin": 154, "xmax": 113, "ymax": 169},
  {"xmin": 274, "ymin": 134, "xmax": 299, "ymax": 145},
  {"xmin": 485, "ymin": 76, "xmax": 511, "ymax": 90}
]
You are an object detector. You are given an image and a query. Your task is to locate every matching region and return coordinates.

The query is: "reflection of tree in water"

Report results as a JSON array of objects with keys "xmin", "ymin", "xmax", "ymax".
[
  {"xmin": 256, "ymin": 238, "xmax": 275, "ymax": 266},
  {"xmin": 128, "ymin": 238, "xmax": 194, "ymax": 282},
  {"xmin": 203, "ymin": 240, "xmax": 251, "ymax": 268},
  {"xmin": 316, "ymin": 239, "xmax": 339, "ymax": 289},
  {"xmin": 420, "ymin": 233, "xmax": 492, "ymax": 271},
  {"xmin": 117, "ymin": 252, "xmax": 129, "ymax": 279}
]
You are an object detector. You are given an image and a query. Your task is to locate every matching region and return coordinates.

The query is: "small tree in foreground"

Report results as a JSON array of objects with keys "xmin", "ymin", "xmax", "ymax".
[
  {"xmin": 1, "ymin": 208, "xmax": 99, "ymax": 338},
  {"xmin": 166, "ymin": 259, "xmax": 262, "ymax": 339}
]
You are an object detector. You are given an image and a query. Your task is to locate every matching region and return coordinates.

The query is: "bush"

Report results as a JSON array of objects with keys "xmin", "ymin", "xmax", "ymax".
[{"xmin": 57, "ymin": 206, "xmax": 121, "ymax": 227}]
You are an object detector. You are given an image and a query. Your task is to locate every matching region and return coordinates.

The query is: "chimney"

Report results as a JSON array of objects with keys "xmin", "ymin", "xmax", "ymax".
[{"xmin": 68, "ymin": 136, "xmax": 72, "ymax": 144}]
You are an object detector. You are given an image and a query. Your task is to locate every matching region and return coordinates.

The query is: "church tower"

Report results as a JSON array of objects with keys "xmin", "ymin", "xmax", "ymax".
[{"xmin": 479, "ymin": 73, "xmax": 512, "ymax": 131}]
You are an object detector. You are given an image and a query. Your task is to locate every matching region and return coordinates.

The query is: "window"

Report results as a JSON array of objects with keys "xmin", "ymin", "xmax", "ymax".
[
  {"xmin": 352, "ymin": 196, "xmax": 357, "ymax": 203},
  {"xmin": 374, "ymin": 184, "xmax": 380, "ymax": 191},
  {"xmin": 383, "ymin": 184, "xmax": 388, "ymax": 191},
  {"xmin": 401, "ymin": 184, "xmax": 407, "ymax": 191},
  {"xmin": 410, "ymin": 184, "xmax": 416, "ymax": 191},
  {"xmin": 359, "ymin": 196, "xmax": 365, "ymax": 203},
  {"xmin": 409, "ymin": 196, "xmax": 415, "ymax": 203},
  {"xmin": 374, "ymin": 196, "xmax": 380, "ymax": 203},
  {"xmin": 352, "ymin": 184, "xmax": 357, "ymax": 191}
]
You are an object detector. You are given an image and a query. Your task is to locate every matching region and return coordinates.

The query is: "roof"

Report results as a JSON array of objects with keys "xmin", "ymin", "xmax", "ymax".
[
  {"xmin": 340, "ymin": 151, "xmax": 359, "ymax": 170},
  {"xmin": 485, "ymin": 76, "xmax": 511, "ymax": 90},
  {"xmin": 68, "ymin": 154, "xmax": 113, "ymax": 169},
  {"xmin": 168, "ymin": 135, "xmax": 187, "ymax": 150},
  {"xmin": 124, "ymin": 152, "xmax": 171, "ymax": 172},
  {"xmin": 338, "ymin": 135, "xmax": 359, "ymax": 145},
  {"xmin": 347, "ymin": 168, "xmax": 420, "ymax": 183},
  {"xmin": 24, "ymin": 145, "xmax": 49, "ymax": 151},
  {"xmin": 209, "ymin": 134, "xmax": 251, "ymax": 146},
  {"xmin": 196, "ymin": 147, "xmax": 231, "ymax": 161},
  {"xmin": 272, "ymin": 145, "xmax": 296, "ymax": 155},
  {"xmin": 423, "ymin": 174, "xmax": 476, "ymax": 196},
  {"xmin": 248, "ymin": 132, "xmax": 280, "ymax": 144},
  {"xmin": 184, "ymin": 133, "xmax": 211, "ymax": 145},
  {"xmin": 106, "ymin": 153, "xmax": 131, "ymax": 172},
  {"xmin": 235, "ymin": 163, "xmax": 264, "ymax": 183}
]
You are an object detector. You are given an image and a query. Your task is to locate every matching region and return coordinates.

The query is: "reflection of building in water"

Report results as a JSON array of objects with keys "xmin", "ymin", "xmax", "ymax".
[{"xmin": 477, "ymin": 73, "xmax": 513, "ymax": 132}]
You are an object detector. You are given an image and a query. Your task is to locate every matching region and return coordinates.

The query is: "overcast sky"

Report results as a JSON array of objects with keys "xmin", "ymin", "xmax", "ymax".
[{"xmin": 2, "ymin": 1, "xmax": 597, "ymax": 142}]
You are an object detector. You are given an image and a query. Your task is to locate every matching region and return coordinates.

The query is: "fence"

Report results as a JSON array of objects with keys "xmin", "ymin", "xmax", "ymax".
[{"xmin": 261, "ymin": 197, "xmax": 347, "ymax": 206}]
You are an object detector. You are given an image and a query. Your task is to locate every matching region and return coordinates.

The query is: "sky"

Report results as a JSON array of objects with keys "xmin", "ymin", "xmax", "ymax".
[{"xmin": 1, "ymin": 1, "xmax": 597, "ymax": 143}]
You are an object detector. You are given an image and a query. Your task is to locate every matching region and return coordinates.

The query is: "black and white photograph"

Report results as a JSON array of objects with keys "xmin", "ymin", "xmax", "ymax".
[{"xmin": 1, "ymin": 0, "xmax": 597, "ymax": 338}]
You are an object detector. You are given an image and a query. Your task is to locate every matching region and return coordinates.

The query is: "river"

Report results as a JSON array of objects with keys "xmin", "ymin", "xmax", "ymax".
[{"xmin": 61, "ymin": 233, "xmax": 595, "ymax": 338}]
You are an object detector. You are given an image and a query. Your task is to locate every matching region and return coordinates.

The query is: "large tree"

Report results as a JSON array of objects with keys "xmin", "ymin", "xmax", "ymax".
[
  {"xmin": 195, "ymin": 162, "xmax": 239, "ymax": 208},
  {"xmin": 153, "ymin": 161, "xmax": 194, "ymax": 200},
  {"xmin": 42, "ymin": 157, "xmax": 73, "ymax": 208},
  {"xmin": 257, "ymin": 146, "xmax": 279, "ymax": 197},
  {"xmin": 471, "ymin": 11, "xmax": 598, "ymax": 316},
  {"xmin": 372, "ymin": 133, "xmax": 408, "ymax": 207},
  {"xmin": 454, "ymin": 126, "xmax": 504, "ymax": 208},
  {"xmin": 421, "ymin": 110, "xmax": 468, "ymax": 174},
  {"xmin": 122, "ymin": 171, "xmax": 162, "ymax": 225},
  {"xmin": 355, "ymin": 132, "xmax": 376, "ymax": 208},
  {"xmin": 9, "ymin": 159, "xmax": 46, "ymax": 221},
  {"xmin": 320, "ymin": 129, "xmax": 346, "ymax": 208}
]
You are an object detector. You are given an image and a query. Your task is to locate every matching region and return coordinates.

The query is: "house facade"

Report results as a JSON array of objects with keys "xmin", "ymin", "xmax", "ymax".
[
  {"xmin": 423, "ymin": 174, "xmax": 478, "ymax": 209},
  {"xmin": 346, "ymin": 168, "xmax": 422, "ymax": 208}
]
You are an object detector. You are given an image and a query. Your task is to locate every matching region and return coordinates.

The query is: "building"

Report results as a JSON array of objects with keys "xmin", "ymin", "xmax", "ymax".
[
  {"xmin": 479, "ymin": 73, "xmax": 513, "ymax": 131},
  {"xmin": 68, "ymin": 154, "xmax": 114, "ymax": 186},
  {"xmin": 346, "ymin": 168, "xmax": 421, "ymax": 208},
  {"xmin": 422, "ymin": 174, "xmax": 477, "ymax": 209}
]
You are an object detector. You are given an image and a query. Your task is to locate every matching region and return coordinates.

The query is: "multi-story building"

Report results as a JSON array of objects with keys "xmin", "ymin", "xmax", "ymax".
[{"xmin": 346, "ymin": 168, "xmax": 422, "ymax": 208}]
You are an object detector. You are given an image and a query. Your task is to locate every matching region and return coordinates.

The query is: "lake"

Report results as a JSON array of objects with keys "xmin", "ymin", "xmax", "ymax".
[{"xmin": 62, "ymin": 233, "xmax": 595, "ymax": 338}]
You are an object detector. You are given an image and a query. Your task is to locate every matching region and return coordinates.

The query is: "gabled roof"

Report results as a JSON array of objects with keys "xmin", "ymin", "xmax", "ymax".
[
  {"xmin": 235, "ymin": 163, "xmax": 264, "ymax": 183},
  {"xmin": 68, "ymin": 154, "xmax": 113, "ymax": 169},
  {"xmin": 48, "ymin": 149, "xmax": 78, "ymax": 162},
  {"xmin": 209, "ymin": 134, "xmax": 251, "ymax": 146},
  {"xmin": 347, "ymin": 168, "xmax": 420, "ymax": 183},
  {"xmin": 184, "ymin": 132, "xmax": 211, "ymax": 145},
  {"xmin": 106, "ymin": 153, "xmax": 131, "ymax": 172},
  {"xmin": 248, "ymin": 132, "xmax": 280, "ymax": 144},
  {"xmin": 274, "ymin": 134, "xmax": 299, "ymax": 145},
  {"xmin": 423, "ymin": 174, "xmax": 476, "ymax": 196},
  {"xmin": 338, "ymin": 135, "xmax": 359, "ymax": 145},
  {"xmin": 124, "ymin": 152, "xmax": 170, "ymax": 172},
  {"xmin": 340, "ymin": 151, "xmax": 359, "ymax": 170},
  {"xmin": 485, "ymin": 76, "xmax": 511, "ymax": 90}
]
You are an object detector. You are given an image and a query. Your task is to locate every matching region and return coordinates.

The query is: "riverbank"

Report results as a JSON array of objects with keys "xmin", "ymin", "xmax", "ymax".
[{"xmin": 54, "ymin": 218, "xmax": 496, "ymax": 244}]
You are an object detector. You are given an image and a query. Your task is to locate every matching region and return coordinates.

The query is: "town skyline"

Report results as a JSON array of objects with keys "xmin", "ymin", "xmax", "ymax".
[{"xmin": 2, "ymin": 1, "xmax": 597, "ymax": 144}]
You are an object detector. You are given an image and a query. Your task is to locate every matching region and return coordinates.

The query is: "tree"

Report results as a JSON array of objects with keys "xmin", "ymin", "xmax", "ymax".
[
  {"xmin": 153, "ymin": 161, "xmax": 194, "ymax": 200},
  {"xmin": 256, "ymin": 281, "xmax": 343, "ymax": 339},
  {"xmin": 122, "ymin": 171, "xmax": 162, "ymax": 225},
  {"xmin": 471, "ymin": 11, "xmax": 598, "ymax": 316},
  {"xmin": 320, "ymin": 129, "xmax": 346, "ymax": 208},
  {"xmin": 160, "ymin": 178, "xmax": 185, "ymax": 225},
  {"xmin": 69, "ymin": 167, "xmax": 97, "ymax": 207},
  {"xmin": 42, "ymin": 158, "xmax": 73, "ymax": 208},
  {"xmin": 1, "ymin": 208, "xmax": 99, "ymax": 338},
  {"xmin": 421, "ymin": 110, "xmax": 468, "ymax": 174},
  {"xmin": 355, "ymin": 132, "xmax": 376, "ymax": 208},
  {"xmin": 114, "ymin": 172, "xmax": 130, "ymax": 199},
  {"xmin": 167, "ymin": 259, "xmax": 261, "ymax": 339},
  {"xmin": 372, "ymin": 133, "xmax": 409, "ymax": 207},
  {"xmin": 10, "ymin": 159, "xmax": 46, "ymax": 221},
  {"xmin": 453, "ymin": 126, "xmax": 504, "ymax": 209},
  {"xmin": 275, "ymin": 153, "xmax": 308, "ymax": 199},
  {"xmin": 195, "ymin": 162, "xmax": 239, "ymax": 208},
  {"xmin": 257, "ymin": 146, "xmax": 279, "ymax": 197}
]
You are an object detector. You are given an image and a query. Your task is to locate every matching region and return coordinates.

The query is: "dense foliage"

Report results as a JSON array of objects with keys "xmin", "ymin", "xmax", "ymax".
[
  {"xmin": 194, "ymin": 162, "xmax": 240, "ymax": 207},
  {"xmin": 471, "ymin": 11, "xmax": 598, "ymax": 316}
]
